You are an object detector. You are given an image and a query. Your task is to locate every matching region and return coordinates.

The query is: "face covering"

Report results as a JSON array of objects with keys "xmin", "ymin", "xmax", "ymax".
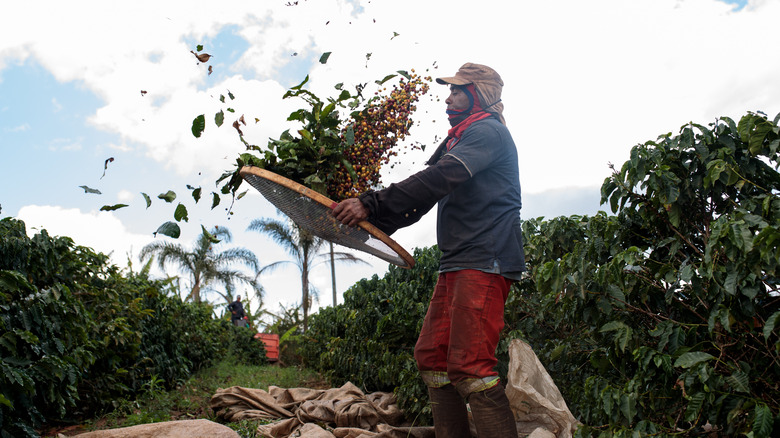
[
  {"xmin": 445, "ymin": 84, "xmax": 492, "ymax": 150},
  {"xmin": 446, "ymin": 84, "xmax": 481, "ymax": 126}
]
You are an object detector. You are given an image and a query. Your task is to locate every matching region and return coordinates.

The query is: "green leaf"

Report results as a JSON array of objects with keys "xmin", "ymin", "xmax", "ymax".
[
  {"xmin": 287, "ymin": 75, "xmax": 310, "ymax": 94},
  {"xmin": 599, "ymin": 321, "xmax": 632, "ymax": 352},
  {"xmin": 606, "ymin": 285, "xmax": 626, "ymax": 308},
  {"xmin": 753, "ymin": 403, "xmax": 773, "ymax": 438},
  {"xmin": 201, "ymin": 225, "xmax": 221, "ymax": 244},
  {"xmin": 174, "ymin": 203, "xmax": 189, "ymax": 222},
  {"xmin": 158, "ymin": 190, "xmax": 177, "ymax": 203},
  {"xmin": 319, "ymin": 52, "xmax": 332, "ymax": 64},
  {"xmin": 215, "ymin": 110, "xmax": 225, "ymax": 127},
  {"xmin": 99, "ymin": 204, "xmax": 129, "ymax": 211},
  {"xmin": 79, "ymin": 185, "xmax": 102, "ymax": 194},
  {"xmin": 191, "ymin": 187, "xmax": 202, "ymax": 203},
  {"xmin": 196, "ymin": 44, "xmax": 203, "ymax": 51},
  {"xmin": 550, "ymin": 344, "xmax": 565, "ymax": 361},
  {"xmin": 153, "ymin": 221, "xmax": 180, "ymax": 238},
  {"xmin": 619, "ymin": 393, "xmax": 637, "ymax": 422},
  {"xmin": 726, "ymin": 370, "xmax": 750, "ymax": 393},
  {"xmin": 191, "ymin": 114, "xmax": 206, "ymax": 138},
  {"xmin": 684, "ymin": 392, "xmax": 706, "ymax": 422},
  {"xmin": 341, "ymin": 158, "xmax": 359, "ymax": 184},
  {"xmin": 763, "ymin": 311, "xmax": 780, "ymax": 340},
  {"xmin": 0, "ymin": 393, "xmax": 12, "ymax": 408},
  {"xmin": 142, "ymin": 192, "xmax": 152, "ymax": 208},
  {"xmin": 211, "ymin": 192, "xmax": 221, "ymax": 210},
  {"xmin": 674, "ymin": 351, "xmax": 715, "ymax": 368},
  {"xmin": 724, "ymin": 268, "xmax": 738, "ymax": 296},
  {"xmin": 376, "ymin": 74, "xmax": 397, "ymax": 85}
]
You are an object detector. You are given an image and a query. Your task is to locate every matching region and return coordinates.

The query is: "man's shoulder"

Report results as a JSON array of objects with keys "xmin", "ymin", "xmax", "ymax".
[{"xmin": 465, "ymin": 116, "xmax": 509, "ymax": 137}]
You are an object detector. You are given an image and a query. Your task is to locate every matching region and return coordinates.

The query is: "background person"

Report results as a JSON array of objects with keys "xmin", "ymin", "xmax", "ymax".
[{"xmin": 227, "ymin": 295, "xmax": 246, "ymax": 327}]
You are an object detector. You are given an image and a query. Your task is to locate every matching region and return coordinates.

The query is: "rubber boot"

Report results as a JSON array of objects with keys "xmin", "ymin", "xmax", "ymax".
[
  {"xmin": 428, "ymin": 384, "xmax": 472, "ymax": 438},
  {"xmin": 467, "ymin": 384, "xmax": 518, "ymax": 438}
]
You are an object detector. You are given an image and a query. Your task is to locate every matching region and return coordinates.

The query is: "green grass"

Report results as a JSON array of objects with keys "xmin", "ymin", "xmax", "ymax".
[{"xmin": 41, "ymin": 359, "xmax": 327, "ymax": 438}]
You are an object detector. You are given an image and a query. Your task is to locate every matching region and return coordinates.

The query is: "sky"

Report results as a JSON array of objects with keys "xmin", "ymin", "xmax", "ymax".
[{"xmin": 1, "ymin": 0, "xmax": 777, "ymax": 326}]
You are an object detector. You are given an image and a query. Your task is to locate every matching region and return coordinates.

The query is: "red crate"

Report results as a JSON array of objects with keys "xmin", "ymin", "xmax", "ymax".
[{"xmin": 254, "ymin": 333, "xmax": 280, "ymax": 362}]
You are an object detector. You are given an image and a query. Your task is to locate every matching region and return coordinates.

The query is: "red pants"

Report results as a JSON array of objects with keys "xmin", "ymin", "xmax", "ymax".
[{"xmin": 414, "ymin": 270, "xmax": 512, "ymax": 384}]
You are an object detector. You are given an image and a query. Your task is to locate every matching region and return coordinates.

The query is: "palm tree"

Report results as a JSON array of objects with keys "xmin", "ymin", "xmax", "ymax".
[
  {"xmin": 139, "ymin": 225, "xmax": 262, "ymax": 304},
  {"xmin": 248, "ymin": 218, "xmax": 366, "ymax": 332}
]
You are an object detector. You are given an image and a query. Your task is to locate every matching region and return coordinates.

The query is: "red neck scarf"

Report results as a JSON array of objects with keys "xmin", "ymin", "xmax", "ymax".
[
  {"xmin": 446, "ymin": 84, "xmax": 491, "ymax": 150},
  {"xmin": 446, "ymin": 112, "xmax": 492, "ymax": 150}
]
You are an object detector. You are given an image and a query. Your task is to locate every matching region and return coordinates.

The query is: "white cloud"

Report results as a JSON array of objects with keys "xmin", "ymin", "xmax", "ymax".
[
  {"xmin": 48, "ymin": 137, "xmax": 83, "ymax": 152},
  {"xmin": 5, "ymin": 123, "xmax": 30, "ymax": 132},
  {"xmin": 117, "ymin": 190, "xmax": 134, "ymax": 202},
  {"xmin": 16, "ymin": 205, "xmax": 155, "ymax": 268}
]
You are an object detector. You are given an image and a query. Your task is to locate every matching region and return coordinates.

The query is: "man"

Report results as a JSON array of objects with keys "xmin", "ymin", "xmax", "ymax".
[
  {"xmin": 333, "ymin": 63, "xmax": 524, "ymax": 437},
  {"xmin": 227, "ymin": 295, "xmax": 246, "ymax": 327}
]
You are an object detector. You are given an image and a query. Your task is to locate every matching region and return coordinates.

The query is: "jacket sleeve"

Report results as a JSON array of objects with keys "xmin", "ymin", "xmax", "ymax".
[{"xmin": 358, "ymin": 154, "xmax": 472, "ymax": 235}]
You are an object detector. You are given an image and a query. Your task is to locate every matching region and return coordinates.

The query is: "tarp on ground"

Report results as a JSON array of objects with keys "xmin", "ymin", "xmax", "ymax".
[{"xmin": 210, "ymin": 339, "xmax": 580, "ymax": 437}]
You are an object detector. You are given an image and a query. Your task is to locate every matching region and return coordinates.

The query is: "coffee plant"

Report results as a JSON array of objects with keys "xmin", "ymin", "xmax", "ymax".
[
  {"xmin": 0, "ymin": 218, "xmax": 267, "ymax": 436},
  {"xmin": 514, "ymin": 111, "xmax": 780, "ymax": 437}
]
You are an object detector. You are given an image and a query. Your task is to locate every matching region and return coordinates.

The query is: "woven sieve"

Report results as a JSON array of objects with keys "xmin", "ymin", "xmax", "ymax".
[{"xmin": 239, "ymin": 166, "xmax": 414, "ymax": 268}]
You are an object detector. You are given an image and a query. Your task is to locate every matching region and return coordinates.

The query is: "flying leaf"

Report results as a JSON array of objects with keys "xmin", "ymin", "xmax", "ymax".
[
  {"xmin": 191, "ymin": 187, "xmax": 202, "ymax": 203},
  {"xmin": 196, "ymin": 44, "xmax": 203, "ymax": 51},
  {"xmin": 174, "ymin": 203, "xmax": 189, "ymax": 222},
  {"xmin": 376, "ymin": 74, "xmax": 397, "ymax": 85},
  {"xmin": 228, "ymin": 91, "xmax": 235, "ymax": 100},
  {"xmin": 141, "ymin": 192, "xmax": 152, "ymax": 208},
  {"xmin": 154, "ymin": 221, "xmax": 180, "ymax": 239},
  {"xmin": 140, "ymin": 90, "xmax": 147, "ymax": 96},
  {"xmin": 79, "ymin": 185, "xmax": 101, "ymax": 195},
  {"xmin": 191, "ymin": 114, "xmax": 206, "ymax": 138},
  {"xmin": 319, "ymin": 52, "xmax": 332, "ymax": 64},
  {"xmin": 157, "ymin": 190, "xmax": 177, "ymax": 203},
  {"xmin": 101, "ymin": 157, "xmax": 115, "ymax": 179},
  {"xmin": 208, "ymin": 65, "xmax": 213, "ymax": 75},
  {"xmin": 211, "ymin": 192, "xmax": 221, "ymax": 209},
  {"xmin": 232, "ymin": 120, "xmax": 244, "ymax": 136},
  {"xmin": 202, "ymin": 225, "xmax": 221, "ymax": 244},
  {"xmin": 99, "ymin": 204, "xmax": 128, "ymax": 211},
  {"xmin": 239, "ymin": 114, "xmax": 246, "ymax": 125},
  {"xmin": 236, "ymin": 189, "xmax": 248, "ymax": 200},
  {"xmin": 215, "ymin": 110, "xmax": 225, "ymax": 128},
  {"xmin": 391, "ymin": 32, "xmax": 400, "ymax": 40},
  {"xmin": 190, "ymin": 50, "xmax": 212, "ymax": 63}
]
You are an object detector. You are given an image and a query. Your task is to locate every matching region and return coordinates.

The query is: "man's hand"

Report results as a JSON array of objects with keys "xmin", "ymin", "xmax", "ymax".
[{"xmin": 332, "ymin": 198, "xmax": 369, "ymax": 226}]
